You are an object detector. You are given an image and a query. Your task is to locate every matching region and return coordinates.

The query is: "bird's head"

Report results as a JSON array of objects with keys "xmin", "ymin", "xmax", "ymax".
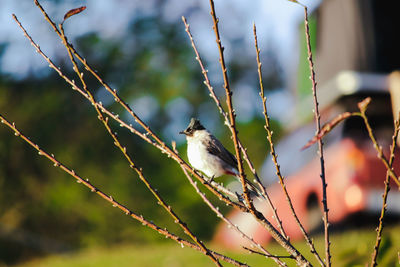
[{"xmin": 179, "ymin": 118, "xmax": 205, "ymax": 136}]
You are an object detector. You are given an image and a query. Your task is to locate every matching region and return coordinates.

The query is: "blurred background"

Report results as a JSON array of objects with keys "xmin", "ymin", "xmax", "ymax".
[{"xmin": 1, "ymin": 0, "xmax": 400, "ymax": 266}]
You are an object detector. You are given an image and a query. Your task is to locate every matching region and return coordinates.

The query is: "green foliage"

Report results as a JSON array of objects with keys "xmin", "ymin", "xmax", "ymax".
[
  {"xmin": 0, "ymin": 4, "xmax": 285, "ymax": 266},
  {"xmin": 13, "ymin": 225, "xmax": 400, "ymax": 267}
]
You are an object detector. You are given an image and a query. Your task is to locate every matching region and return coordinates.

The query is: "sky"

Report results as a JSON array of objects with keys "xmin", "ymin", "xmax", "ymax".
[
  {"xmin": 0, "ymin": 0, "xmax": 321, "ymax": 137},
  {"xmin": 0, "ymin": 0, "xmax": 320, "ymax": 79}
]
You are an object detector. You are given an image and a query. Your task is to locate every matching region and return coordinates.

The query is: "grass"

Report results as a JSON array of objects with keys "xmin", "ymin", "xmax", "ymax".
[{"xmin": 15, "ymin": 224, "xmax": 400, "ymax": 267}]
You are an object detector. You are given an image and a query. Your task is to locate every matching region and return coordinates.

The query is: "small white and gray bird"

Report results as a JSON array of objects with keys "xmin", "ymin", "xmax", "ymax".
[{"xmin": 179, "ymin": 118, "xmax": 261, "ymax": 197}]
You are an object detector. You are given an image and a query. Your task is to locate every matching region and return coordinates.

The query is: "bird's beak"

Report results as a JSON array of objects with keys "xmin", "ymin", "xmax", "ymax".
[{"xmin": 180, "ymin": 127, "xmax": 190, "ymax": 135}]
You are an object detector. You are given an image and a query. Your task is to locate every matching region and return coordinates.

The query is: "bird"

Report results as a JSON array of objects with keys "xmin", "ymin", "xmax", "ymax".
[{"xmin": 179, "ymin": 118, "xmax": 261, "ymax": 198}]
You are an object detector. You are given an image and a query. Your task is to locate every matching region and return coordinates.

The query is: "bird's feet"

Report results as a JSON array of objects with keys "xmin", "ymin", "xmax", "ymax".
[
  {"xmin": 207, "ymin": 175, "xmax": 215, "ymax": 183},
  {"xmin": 235, "ymin": 192, "xmax": 244, "ymax": 203}
]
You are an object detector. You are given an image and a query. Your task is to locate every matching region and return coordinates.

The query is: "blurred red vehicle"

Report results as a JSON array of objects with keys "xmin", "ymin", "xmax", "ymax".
[
  {"xmin": 215, "ymin": 0, "xmax": 400, "ymax": 248},
  {"xmin": 214, "ymin": 73, "xmax": 400, "ymax": 248}
]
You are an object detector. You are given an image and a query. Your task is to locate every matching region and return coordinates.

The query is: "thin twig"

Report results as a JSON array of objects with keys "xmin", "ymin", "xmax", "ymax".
[
  {"xmin": 208, "ymin": 0, "xmax": 253, "ymax": 209},
  {"xmin": 299, "ymin": 4, "xmax": 331, "ymax": 266},
  {"xmin": 253, "ymin": 23, "xmax": 325, "ymax": 267},
  {"xmin": 0, "ymin": 114, "xmax": 247, "ymax": 267},
  {"xmin": 370, "ymin": 117, "xmax": 400, "ymax": 266}
]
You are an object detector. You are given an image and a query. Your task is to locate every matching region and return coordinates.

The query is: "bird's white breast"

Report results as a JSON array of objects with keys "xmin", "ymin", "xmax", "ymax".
[{"xmin": 186, "ymin": 130, "xmax": 226, "ymax": 177}]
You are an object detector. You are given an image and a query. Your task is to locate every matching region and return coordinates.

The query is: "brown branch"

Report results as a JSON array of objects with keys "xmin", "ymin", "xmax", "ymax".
[
  {"xmin": 207, "ymin": 0, "xmax": 253, "ymax": 209},
  {"xmin": 58, "ymin": 22, "xmax": 221, "ymax": 267},
  {"xmin": 370, "ymin": 117, "xmax": 400, "ymax": 266},
  {"xmin": 181, "ymin": 16, "xmax": 227, "ymax": 121},
  {"xmin": 0, "ymin": 114, "xmax": 247, "ymax": 267},
  {"xmin": 304, "ymin": 98, "xmax": 400, "ymax": 267},
  {"xmin": 253, "ymin": 23, "xmax": 325, "ymax": 267}
]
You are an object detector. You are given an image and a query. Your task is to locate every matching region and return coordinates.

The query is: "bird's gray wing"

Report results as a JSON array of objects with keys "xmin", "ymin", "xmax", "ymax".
[
  {"xmin": 203, "ymin": 135, "xmax": 238, "ymax": 168},
  {"xmin": 204, "ymin": 135, "xmax": 265, "ymax": 198}
]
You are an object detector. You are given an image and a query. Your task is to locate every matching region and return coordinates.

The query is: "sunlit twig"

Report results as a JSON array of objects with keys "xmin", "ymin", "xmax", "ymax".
[{"xmin": 207, "ymin": 0, "xmax": 253, "ymax": 209}]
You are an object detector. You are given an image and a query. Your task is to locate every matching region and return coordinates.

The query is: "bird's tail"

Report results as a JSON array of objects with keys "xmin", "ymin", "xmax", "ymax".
[{"xmin": 236, "ymin": 175, "xmax": 265, "ymax": 200}]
